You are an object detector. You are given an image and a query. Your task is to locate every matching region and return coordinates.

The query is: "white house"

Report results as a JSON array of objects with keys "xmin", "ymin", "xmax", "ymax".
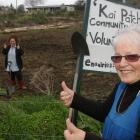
[
  {"xmin": 26, "ymin": 0, "xmax": 78, "ymax": 14},
  {"xmin": 26, "ymin": 5, "xmax": 61, "ymax": 13},
  {"xmin": 62, "ymin": 5, "xmax": 75, "ymax": 12},
  {"xmin": 26, "ymin": 4, "xmax": 76, "ymax": 13}
]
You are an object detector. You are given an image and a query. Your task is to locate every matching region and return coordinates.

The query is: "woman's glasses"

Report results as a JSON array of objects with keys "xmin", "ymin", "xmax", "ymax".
[{"xmin": 111, "ymin": 54, "xmax": 140, "ymax": 63}]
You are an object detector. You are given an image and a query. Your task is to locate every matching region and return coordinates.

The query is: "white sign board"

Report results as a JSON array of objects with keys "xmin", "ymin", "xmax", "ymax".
[{"xmin": 83, "ymin": 0, "xmax": 140, "ymax": 73}]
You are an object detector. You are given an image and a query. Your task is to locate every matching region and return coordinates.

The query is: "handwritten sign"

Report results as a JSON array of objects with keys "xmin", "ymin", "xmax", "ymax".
[{"xmin": 83, "ymin": 0, "xmax": 140, "ymax": 73}]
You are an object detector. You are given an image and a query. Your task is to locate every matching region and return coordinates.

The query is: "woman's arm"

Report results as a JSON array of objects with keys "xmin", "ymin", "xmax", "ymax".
[
  {"xmin": 2, "ymin": 48, "xmax": 8, "ymax": 55},
  {"xmin": 71, "ymin": 84, "xmax": 119, "ymax": 122},
  {"xmin": 16, "ymin": 47, "xmax": 24, "ymax": 55}
]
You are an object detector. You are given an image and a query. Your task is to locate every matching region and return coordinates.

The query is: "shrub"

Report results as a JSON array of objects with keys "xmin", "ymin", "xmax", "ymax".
[{"xmin": 30, "ymin": 65, "xmax": 55, "ymax": 95}]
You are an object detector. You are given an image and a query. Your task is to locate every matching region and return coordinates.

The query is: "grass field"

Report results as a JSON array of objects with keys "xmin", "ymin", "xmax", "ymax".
[{"xmin": 0, "ymin": 95, "xmax": 102, "ymax": 140}]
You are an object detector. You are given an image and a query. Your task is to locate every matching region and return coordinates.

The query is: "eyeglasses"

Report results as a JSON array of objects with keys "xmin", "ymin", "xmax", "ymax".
[{"xmin": 111, "ymin": 54, "xmax": 140, "ymax": 63}]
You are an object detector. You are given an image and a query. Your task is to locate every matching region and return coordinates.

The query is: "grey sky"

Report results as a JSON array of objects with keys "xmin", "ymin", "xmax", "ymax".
[{"xmin": 0, "ymin": 0, "xmax": 78, "ymax": 7}]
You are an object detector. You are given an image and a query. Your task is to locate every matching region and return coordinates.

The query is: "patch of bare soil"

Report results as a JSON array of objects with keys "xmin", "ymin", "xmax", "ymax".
[{"xmin": 0, "ymin": 20, "xmax": 120, "ymax": 100}]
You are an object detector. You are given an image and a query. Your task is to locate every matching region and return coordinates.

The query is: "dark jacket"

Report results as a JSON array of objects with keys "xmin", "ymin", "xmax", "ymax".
[
  {"xmin": 2, "ymin": 45, "xmax": 24, "ymax": 70},
  {"xmin": 71, "ymin": 81, "xmax": 140, "ymax": 140}
]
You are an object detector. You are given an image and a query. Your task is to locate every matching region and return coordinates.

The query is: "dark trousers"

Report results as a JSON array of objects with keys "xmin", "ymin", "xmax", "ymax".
[
  {"xmin": 8, "ymin": 70, "xmax": 23, "ymax": 81},
  {"xmin": 8, "ymin": 71, "xmax": 24, "ymax": 89}
]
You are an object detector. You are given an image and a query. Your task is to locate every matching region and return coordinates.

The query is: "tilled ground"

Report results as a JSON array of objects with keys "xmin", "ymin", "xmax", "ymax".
[{"xmin": 0, "ymin": 21, "xmax": 120, "ymax": 100}]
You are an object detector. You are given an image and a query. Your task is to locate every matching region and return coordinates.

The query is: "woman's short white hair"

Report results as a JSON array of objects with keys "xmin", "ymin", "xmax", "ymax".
[{"xmin": 112, "ymin": 24, "xmax": 140, "ymax": 48}]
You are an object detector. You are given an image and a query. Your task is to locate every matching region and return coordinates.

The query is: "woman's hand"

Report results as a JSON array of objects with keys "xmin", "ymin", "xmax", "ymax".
[
  {"xmin": 4, "ymin": 44, "xmax": 7, "ymax": 49},
  {"xmin": 60, "ymin": 81, "xmax": 74, "ymax": 107},
  {"xmin": 64, "ymin": 119, "xmax": 86, "ymax": 140},
  {"xmin": 17, "ymin": 45, "xmax": 20, "ymax": 49}
]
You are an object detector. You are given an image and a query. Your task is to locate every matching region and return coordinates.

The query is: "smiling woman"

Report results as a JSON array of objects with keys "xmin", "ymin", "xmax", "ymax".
[
  {"xmin": 60, "ymin": 24, "xmax": 140, "ymax": 140},
  {"xmin": 112, "ymin": 25, "xmax": 140, "ymax": 84},
  {"xmin": 2, "ymin": 35, "xmax": 26, "ymax": 91}
]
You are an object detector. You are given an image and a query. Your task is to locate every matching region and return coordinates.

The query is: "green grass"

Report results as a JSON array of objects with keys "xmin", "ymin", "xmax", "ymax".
[
  {"xmin": 0, "ymin": 95, "xmax": 67, "ymax": 140},
  {"xmin": 0, "ymin": 95, "xmax": 102, "ymax": 140}
]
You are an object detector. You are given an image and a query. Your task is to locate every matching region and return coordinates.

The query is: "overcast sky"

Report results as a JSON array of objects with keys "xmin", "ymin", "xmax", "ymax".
[{"xmin": 0, "ymin": 0, "xmax": 78, "ymax": 7}]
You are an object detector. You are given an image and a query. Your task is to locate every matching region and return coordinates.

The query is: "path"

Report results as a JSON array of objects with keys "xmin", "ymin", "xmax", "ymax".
[{"xmin": 0, "ymin": 22, "xmax": 78, "ymax": 33}]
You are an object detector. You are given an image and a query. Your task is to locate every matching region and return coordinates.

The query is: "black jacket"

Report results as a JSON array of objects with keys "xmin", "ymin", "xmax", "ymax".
[
  {"xmin": 71, "ymin": 81, "xmax": 140, "ymax": 140},
  {"xmin": 2, "ymin": 46, "xmax": 24, "ymax": 70}
]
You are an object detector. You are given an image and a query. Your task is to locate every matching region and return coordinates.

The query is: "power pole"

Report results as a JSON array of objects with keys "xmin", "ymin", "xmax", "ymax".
[
  {"xmin": 122, "ymin": 0, "xmax": 126, "ymax": 3},
  {"xmin": 16, "ymin": 0, "xmax": 17, "ymax": 13}
]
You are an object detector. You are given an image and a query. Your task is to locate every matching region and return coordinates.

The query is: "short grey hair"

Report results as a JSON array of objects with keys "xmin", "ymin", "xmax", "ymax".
[{"xmin": 112, "ymin": 24, "xmax": 140, "ymax": 48}]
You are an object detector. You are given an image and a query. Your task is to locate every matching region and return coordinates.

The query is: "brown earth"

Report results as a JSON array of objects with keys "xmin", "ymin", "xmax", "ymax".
[{"xmin": 0, "ymin": 20, "xmax": 120, "ymax": 100}]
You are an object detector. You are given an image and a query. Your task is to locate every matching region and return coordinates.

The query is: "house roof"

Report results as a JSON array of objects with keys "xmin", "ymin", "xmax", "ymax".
[
  {"xmin": 26, "ymin": 5, "xmax": 61, "ymax": 9},
  {"xmin": 43, "ymin": 0, "xmax": 77, "ymax": 5}
]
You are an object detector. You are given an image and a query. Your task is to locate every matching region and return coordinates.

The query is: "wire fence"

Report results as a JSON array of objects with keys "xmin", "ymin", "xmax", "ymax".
[{"xmin": 0, "ymin": 96, "xmax": 101, "ymax": 140}]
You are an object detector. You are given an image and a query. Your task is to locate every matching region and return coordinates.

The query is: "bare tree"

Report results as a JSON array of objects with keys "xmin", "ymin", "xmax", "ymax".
[
  {"xmin": 24, "ymin": 0, "xmax": 45, "ymax": 7},
  {"xmin": 75, "ymin": 0, "xmax": 85, "ymax": 6},
  {"xmin": 75, "ymin": 0, "xmax": 85, "ymax": 11},
  {"xmin": 17, "ymin": 4, "xmax": 25, "ymax": 13}
]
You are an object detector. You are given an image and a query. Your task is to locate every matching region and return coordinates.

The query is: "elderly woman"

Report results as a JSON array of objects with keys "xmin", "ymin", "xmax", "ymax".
[{"xmin": 60, "ymin": 24, "xmax": 140, "ymax": 140}]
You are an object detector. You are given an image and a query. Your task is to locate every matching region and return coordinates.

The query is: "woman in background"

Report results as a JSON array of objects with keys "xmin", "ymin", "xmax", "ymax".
[{"xmin": 2, "ymin": 35, "xmax": 26, "ymax": 90}]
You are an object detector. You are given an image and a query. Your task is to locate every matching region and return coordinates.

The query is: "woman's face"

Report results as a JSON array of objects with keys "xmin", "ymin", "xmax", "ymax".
[
  {"xmin": 114, "ymin": 37, "xmax": 140, "ymax": 84},
  {"xmin": 10, "ymin": 38, "xmax": 16, "ymax": 47}
]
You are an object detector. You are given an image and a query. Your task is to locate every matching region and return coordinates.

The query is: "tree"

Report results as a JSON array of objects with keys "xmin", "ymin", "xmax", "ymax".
[
  {"xmin": 129, "ymin": 0, "xmax": 140, "ymax": 6},
  {"xmin": 17, "ymin": 4, "xmax": 25, "ymax": 13},
  {"xmin": 75, "ymin": 0, "xmax": 85, "ymax": 6},
  {"xmin": 75, "ymin": 0, "xmax": 85, "ymax": 11},
  {"xmin": 10, "ymin": 3, "xmax": 14, "ymax": 9},
  {"xmin": 24, "ymin": 0, "xmax": 45, "ymax": 7},
  {"xmin": 109, "ymin": 0, "xmax": 140, "ymax": 6}
]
